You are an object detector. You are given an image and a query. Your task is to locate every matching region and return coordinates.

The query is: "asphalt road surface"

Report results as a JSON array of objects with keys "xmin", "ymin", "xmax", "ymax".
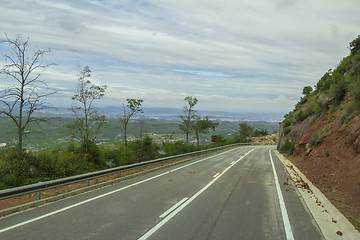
[{"xmin": 0, "ymin": 146, "xmax": 324, "ymax": 239}]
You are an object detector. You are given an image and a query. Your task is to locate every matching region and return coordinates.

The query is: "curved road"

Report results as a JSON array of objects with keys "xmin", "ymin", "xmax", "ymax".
[{"xmin": 0, "ymin": 146, "xmax": 323, "ymax": 239}]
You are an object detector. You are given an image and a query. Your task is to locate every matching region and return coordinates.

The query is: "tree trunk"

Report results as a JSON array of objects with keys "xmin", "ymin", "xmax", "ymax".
[
  {"xmin": 124, "ymin": 123, "xmax": 128, "ymax": 146},
  {"xmin": 18, "ymin": 129, "xmax": 23, "ymax": 157},
  {"xmin": 196, "ymin": 134, "xmax": 200, "ymax": 150},
  {"xmin": 18, "ymin": 80, "xmax": 24, "ymax": 157}
]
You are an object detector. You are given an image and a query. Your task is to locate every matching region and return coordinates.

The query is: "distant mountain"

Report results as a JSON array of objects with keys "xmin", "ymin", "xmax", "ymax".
[
  {"xmin": 103, "ymin": 106, "xmax": 284, "ymax": 122},
  {"xmin": 16, "ymin": 105, "xmax": 283, "ymax": 122}
]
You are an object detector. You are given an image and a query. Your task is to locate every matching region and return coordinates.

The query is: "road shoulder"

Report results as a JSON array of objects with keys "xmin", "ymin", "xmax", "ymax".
[{"xmin": 274, "ymin": 150, "xmax": 360, "ymax": 240}]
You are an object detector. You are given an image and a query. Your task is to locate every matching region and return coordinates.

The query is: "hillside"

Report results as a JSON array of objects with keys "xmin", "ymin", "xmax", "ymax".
[
  {"xmin": 0, "ymin": 117, "xmax": 279, "ymax": 150},
  {"xmin": 278, "ymin": 35, "xmax": 360, "ymax": 230}
]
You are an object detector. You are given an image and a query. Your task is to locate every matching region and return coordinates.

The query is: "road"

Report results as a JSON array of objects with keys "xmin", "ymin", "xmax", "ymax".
[{"xmin": 0, "ymin": 146, "xmax": 324, "ymax": 239}]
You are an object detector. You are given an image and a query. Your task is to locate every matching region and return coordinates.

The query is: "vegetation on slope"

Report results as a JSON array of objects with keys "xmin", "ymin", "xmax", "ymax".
[
  {"xmin": 278, "ymin": 35, "xmax": 360, "ymax": 230},
  {"xmin": 0, "ymin": 120, "xmax": 275, "ymax": 190},
  {"xmin": 279, "ymin": 35, "xmax": 360, "ymax": 153}
]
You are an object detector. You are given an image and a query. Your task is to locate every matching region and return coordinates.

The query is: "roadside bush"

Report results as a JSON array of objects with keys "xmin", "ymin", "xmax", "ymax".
[
  {"xmin": 281, "ymin": 140, "xmax": 295, "ymax": 155},
  {"xmin": 254, "ymin": 129, "xmax": 268, "ymax": 137},
  {"xmin": 0, "ymin": 147, "xmax": 32, "ymax": 189},
  {"xmin": 119, "ymin": 136, "xmax": 161, "ymax": 165},
  {"xmin": 77, "ymin": 141, "xmax": 103, "ymax": 167},
  {"xmin": 55, "ymin": 151, "xmax": 91, "ymax": 176},
  {"xmin": 161, "ymin": 141, "xmax": 196, "ymax": 157},
  {"xmin": 101, "ymin": 145, "xmax": 122, "ymax": 167},
  {"xmin": 31, "ymin": 148, "xmax": 58, "ymax": 178}
]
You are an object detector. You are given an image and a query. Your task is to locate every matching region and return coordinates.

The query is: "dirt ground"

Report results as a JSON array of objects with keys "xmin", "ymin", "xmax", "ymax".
[
  {"xmin": 251, "ymin": 133, "xmax": 278, "ymax": 145},
  {"xmin": 289, "ymin": 114, "xmax": 360, "ymax": 231}
]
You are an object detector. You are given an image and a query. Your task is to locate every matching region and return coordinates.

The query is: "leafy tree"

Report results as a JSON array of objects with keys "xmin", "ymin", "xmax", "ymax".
[
  {"xmin": 179, "ymin": 96, "xmax": 198, "ymax": 144},
  {"xmin": 302, "ymin": 86, "xmax": 313, "ymax": 96},
  {"xmin": 350, "ymin": 35, "xmax": 360, "ymax": 55},
  {"xmin": 254, "ymin": 129, "xmax": 268, "ymax": 137},
  {"xmin": 192, "ymin": 116, "xmax": 218, "ymax": 149},
  {"xmin": 0, "ymin": 34, "xmax": 56, "ymax": 157},
  {"xmin": 119, "ymin": 98, "xmax": 143, "ymax": 146},
  {"xmin": 315, "ymin": 69, "xmax": 332, "ymax": 92},
  {"xmin": 239, "ymin": 122, "xmax": 254, "ymax": 141},
  {"xmin": 329, "ymin": 72, "xmax": 347, "ymax": 105},
  {"xmin": 69, "ymin": 66, "xmax": 107, "ymax": 153}
]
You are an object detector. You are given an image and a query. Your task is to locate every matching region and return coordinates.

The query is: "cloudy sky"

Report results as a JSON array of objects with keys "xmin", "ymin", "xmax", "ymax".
[{"xmin": 0, "ymin": 0, "xmax": 359, "ymax": 115}]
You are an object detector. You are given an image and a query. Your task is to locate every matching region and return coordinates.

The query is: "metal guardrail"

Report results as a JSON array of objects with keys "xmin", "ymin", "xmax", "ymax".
[{"xmin": 0, "ymin": 143, "xmax": 251, "ymax": 201}]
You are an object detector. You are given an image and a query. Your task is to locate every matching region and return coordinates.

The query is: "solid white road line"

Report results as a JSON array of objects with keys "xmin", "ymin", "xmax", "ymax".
[
  {"xmin": 0, "ymin": 146, "xmax": 245, "ymax": 234},
  {"xmin": 159, "ymin": 198, "xmax": 189, "ymax": 218},
  {"xmin": 138, "ymin": 148, "xmax": 255, "ymax": 240},
  {"xmin": 269, "ymin": 150, "xmax": 295, "ymax": 240}
]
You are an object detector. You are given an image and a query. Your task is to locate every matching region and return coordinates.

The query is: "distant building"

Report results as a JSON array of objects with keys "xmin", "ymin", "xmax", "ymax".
[{"xmin": 0, "ymin": 143, "xmax": 7, "ymax": 147}]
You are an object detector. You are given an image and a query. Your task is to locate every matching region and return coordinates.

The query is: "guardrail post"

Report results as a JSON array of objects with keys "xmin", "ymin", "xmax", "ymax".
[
  {"xmin": 86, "ymin": 179, "xmax": 90, "ymax": 187},
  {"xmin": 37, "ymin": 191, "xmax": 41, "ymax": 200},
  {"xmin": 140, "ymin": 166, "xmax": 143, "ymax": 172},
  {"xmin": 118, "ymin": 170, "xmax": 121, "ymax": 178}
]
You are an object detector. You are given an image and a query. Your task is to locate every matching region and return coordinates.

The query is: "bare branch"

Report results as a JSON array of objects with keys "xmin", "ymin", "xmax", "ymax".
[{"xmin": 0, "ymin": 34, "xmax": 56, "ymax": 156}]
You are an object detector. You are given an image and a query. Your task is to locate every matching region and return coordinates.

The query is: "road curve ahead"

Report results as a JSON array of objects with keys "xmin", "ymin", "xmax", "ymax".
[{"xmin": 0, "ymin": 146, "xmax": 323, "ymax": 240}]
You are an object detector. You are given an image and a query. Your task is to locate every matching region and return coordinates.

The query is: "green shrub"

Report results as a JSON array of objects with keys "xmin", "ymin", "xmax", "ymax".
[
  {"xmin": 283, "ymin": 126, "xmax": 292, "ymax": 135},
  {"xmin": 343, "ymin": 100, "xmax": 360, "ymax": 122},
  {"xmin": 329, "ymin": 73, "xmax": 347, "ymax": 105},
  {"xmin": 325, "ymin": 150, "xmax": 330, "ymax": 157},
  {"xmin": 327, "ymin": 106, "xmax": 337, "ymax": 122},
  {"xmin": 307, "ymin": 96, "xmax": 323, "ymax": 117},
  {"xmin": 315, "ymin": 70, "xmax": 333, "ymax": 92},
  {"xmin": 254, "ymin": 129, "xmax": 268, "ymax": 137},
  {"xmin": 281, "ymin": 140, "xmax": 295, "ymax": 155},
  {"xmin": 350, "ymin": 80, "xmax": 360, "ymax": 102},
  {"xmin": 77, "ymin": 141, "xmax": 103, "ymax": 166},
  {"xmin": 311, "ymin": 126, "xmax": 332, "ymax": 146},
  {"xmin": 56, "ymin": 151, "xmax": 91, "ymax": 176},
  {"xmin": 283, "ymin": 118, "xmax": 294, "ymax": 128},
  {"xmin": 161, "ymin": 141, "xmax": 196, "ymax": 157},
  {"xmin": 295, "ymin": 110, "xmax": 308, "ymax": 122},
  {"xmin": 120, "ymin": 136, "xmax": 160, "ymax": 165},
  {"xmin": 0, "ymin": 147, "xmax": 31, "ymax": 189}
]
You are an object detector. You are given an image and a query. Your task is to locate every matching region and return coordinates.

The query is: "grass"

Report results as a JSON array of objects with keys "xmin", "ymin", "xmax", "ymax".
[{"xmin": 311, "ymin": 125, "xmax": 332, "ymax": 146}]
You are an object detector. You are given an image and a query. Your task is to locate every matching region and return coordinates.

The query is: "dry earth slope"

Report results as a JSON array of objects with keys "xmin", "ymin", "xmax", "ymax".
[{"xmin": 278, "ymin": 35, "xmax": 360, "ymax": 231}]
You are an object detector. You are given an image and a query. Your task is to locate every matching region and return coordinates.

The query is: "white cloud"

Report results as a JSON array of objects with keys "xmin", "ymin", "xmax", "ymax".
[{"xmin": 0, "ymin": 0, "xmax": 359, "ymax": 114}]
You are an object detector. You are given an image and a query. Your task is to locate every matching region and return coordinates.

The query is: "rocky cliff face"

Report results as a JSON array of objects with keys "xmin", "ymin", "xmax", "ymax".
[{"xmin": 278, "ymin": 35, "xmax": 360, "ymax": 230}]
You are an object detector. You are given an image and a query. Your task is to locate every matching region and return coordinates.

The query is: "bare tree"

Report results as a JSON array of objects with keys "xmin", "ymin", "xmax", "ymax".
[
  {"xmin": 0, "ymin": 34, "xmax": 56, "ymax": 156},
  {"xmin": 179, "ymin": 96, "xmax": 198, "ymax": 144},
  {"xmin": 69, "ymin": 65, "xmax": 107, "ymax": 153},
  {"xmin": 119, "ymin": 98, "xmax": 143, "ymax": 146}
]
